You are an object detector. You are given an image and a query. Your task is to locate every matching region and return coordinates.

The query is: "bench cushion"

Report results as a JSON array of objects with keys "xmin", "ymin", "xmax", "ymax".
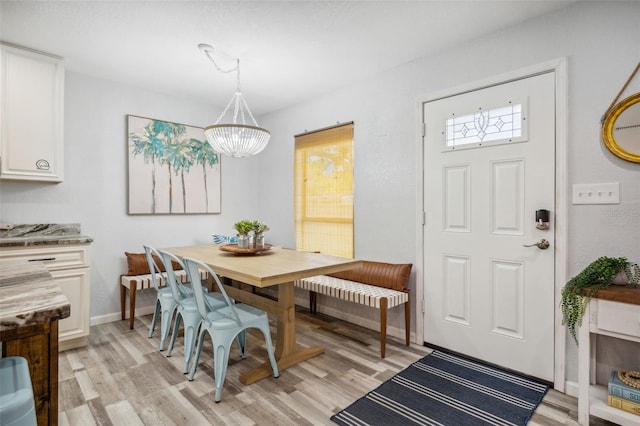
[
  {"xmin": 124, "ymin": 252, "xmax": 183, "ymax": 276},
  {"xmin": 295, "ymin": 275, "xmax": 408, "ymax": 309},
  {"xmin": 121, "ymin": 269, "xmax": 206, "ymax": 291},
  {"xmin": 327, "ymin": 261, "xmax": 412, "ymax": 291}
]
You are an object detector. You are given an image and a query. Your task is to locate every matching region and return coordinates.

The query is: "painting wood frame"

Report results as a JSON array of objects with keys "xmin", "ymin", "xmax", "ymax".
[{"xmin": 127, "ymin": 115, "xmax": 221, "ymax": 214}]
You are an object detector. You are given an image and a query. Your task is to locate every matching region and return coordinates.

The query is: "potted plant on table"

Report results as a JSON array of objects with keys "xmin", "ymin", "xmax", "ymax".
[
  {"xmin": 252, "ymin": 220, "xmax": 270, "ymax": 248},
  {"xmin": 233, "ymin": 220, "xmax": 254, "ymax": 249},
  {"xmin": 561, "ymin": 256, "xmax": 639, "ymax": 344}
]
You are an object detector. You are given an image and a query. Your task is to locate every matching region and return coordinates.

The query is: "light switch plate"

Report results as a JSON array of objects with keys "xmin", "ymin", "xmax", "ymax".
[{"xmin": 572, "ymin": 182, "xmax": 620, "ymax": 205}]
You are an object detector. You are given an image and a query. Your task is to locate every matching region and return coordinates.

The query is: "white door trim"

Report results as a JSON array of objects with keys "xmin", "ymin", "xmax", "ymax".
[{"xmin": 415, "ymin": 57, "xmax": 568, "ymax": 391}]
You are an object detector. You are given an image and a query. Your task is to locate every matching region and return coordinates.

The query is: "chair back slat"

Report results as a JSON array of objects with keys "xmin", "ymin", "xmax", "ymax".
[
  {"xmin": 181, "ymin": 258, "xmax": 210, "ymax": 320},
  {"xmin": 146, "ymin": 247, "xmax": 182, "ymax": 301},
  {"xmin": 183, "ymin": 257, "xmax": 241, "ymax": 324},
  {"xmin": 143, "ymin": 245, "xmax": 166, "ymax": 292},
  {"xmin": 157, "ymin": 250, "xmax": 191, "ymax": 301}
]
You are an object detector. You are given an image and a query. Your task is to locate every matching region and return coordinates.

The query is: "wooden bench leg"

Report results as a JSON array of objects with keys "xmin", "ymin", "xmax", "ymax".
[
  {"xmin": 380, "ymin": 297, "xmax": 388, "ymax": 358},
  {"xmin": 217, "ymin": 275, "xmax": 229, "ymax": 292},
  {"xmin": 405, "ymin": 293, "xmax": 411, "ymax": 346},
  {"xmin": 129, "ymin": 281, "xmax": 137, "ymax": 330},
  {"xmin": 309, "ymin": 291, "xmax": 317, "ymax": 314},
  {"xmin": 120, "ymin": 278, "xmax": 126, "ymax": 321}
]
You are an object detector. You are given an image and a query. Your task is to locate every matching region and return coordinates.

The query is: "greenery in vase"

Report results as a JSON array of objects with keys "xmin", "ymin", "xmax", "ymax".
[
  {"xmin": 252, "ymin": 220, "xmax": 270, "ymax": 235},
  {"xmin": 233, "ymin": 220, "xmax": 254, "ymax": 235},
  {"xmin": 561, "ymin": 256, "xmax": 639, "ymax": 345}
]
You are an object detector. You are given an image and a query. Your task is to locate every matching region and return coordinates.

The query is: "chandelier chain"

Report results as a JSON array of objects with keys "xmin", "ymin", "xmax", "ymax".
[
  {"xmin": 200, "ymin": 44, "xmax": 237, "ymax": 74},
  {"xmin": 201, "ymin": 46, "xmax": 258, "ymax": 127},
  {"xmin": 200, "ymin": 42, "xmax": 270, "ymax": 157}
]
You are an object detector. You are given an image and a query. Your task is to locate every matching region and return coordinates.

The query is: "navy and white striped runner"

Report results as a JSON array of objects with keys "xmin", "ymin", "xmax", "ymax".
[{"xmin": 331, "ymin": 350, "xmax": 548, "ymax": 426}]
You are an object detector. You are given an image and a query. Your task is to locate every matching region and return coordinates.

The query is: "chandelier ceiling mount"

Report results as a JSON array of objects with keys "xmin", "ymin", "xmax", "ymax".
[{"xmin": 199, "ymin": 43, "xmax": 270, "ymax": 158}]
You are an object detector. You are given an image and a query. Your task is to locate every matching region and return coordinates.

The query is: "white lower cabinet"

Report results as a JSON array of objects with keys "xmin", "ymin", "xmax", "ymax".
[{"xmin": 0, "ymin": 244, "xmax": 91, "ymax": 350}]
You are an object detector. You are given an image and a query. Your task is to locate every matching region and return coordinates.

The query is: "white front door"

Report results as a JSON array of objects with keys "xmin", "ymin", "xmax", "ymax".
[{"xmin": 423, "ymin": 72, "xmax": 556, "ymax": 381}]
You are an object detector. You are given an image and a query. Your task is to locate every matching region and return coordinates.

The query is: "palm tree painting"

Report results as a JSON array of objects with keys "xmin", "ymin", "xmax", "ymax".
[{"xmin": 127, "ymin": 115, "xmax": 221, "ymax": 214}]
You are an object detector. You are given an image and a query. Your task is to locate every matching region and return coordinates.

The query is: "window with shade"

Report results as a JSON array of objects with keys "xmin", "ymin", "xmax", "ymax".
[{"xmin": 294, "ymin": 123, "xmax": 354, "ymax": 258}]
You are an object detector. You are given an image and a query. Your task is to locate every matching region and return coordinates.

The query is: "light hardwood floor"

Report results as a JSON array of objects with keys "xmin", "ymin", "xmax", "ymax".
[{"xmin": 58, "ymin": 309, "xmax": 614, "ymax": 425}]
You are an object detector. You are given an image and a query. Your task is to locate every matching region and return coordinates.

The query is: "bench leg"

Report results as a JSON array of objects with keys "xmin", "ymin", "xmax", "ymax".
[
  {"xmin": 120, "ymin": 279, "xmax": 126, "ymax": 321},
  {"xmin": 380, "ymin": 297, "xmax": 388, "ymax": 358},
  {"xmin": 129, "ymin": 281, "xmax": 137, "ymax": 330},
  {"xmin": 405, "ymin": 293, "xmax": 411, "ymax": 346},
  {"xmin": 309, "ymin": 291, "xmax": 317, "ymax": 314},
  {"xmin": 220, "ymin": 276, "xmax": 231, "ymax": 289}
]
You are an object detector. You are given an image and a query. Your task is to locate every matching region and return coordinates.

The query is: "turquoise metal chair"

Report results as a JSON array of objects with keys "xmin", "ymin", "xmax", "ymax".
[
  {"xmin": 144, "ymin": 245, "xmax": 183, "ymax": 351},
  {"xmin": 184, "ymin": 257, "xmax": 279, "ymax": 402},
  {"xmin": 158, "ymin": 250, "xmax": 231, "ymax": 374},
  {"xmin": 145, "ymin": 245, "xmax": 214, "ymax": 351}
]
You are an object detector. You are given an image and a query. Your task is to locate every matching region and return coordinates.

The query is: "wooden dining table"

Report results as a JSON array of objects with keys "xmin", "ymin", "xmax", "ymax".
[{"xmin": 162, "ymin": 244, "xmax": 362, "ymax": 385}]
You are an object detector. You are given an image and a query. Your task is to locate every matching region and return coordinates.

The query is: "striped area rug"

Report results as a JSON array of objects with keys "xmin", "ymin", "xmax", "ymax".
[{"xmin": 331, "ymin": 350, "xmax": 548, "ymax": 426}]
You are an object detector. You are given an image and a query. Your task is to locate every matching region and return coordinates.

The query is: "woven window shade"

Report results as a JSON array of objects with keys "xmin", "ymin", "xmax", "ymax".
[{"xmin": 294, "ymin": 123, "xmax": 354, "ymax": 258}]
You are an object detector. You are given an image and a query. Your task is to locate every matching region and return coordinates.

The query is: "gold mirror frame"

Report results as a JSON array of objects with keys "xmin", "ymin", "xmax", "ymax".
[{"xmin": 602, "ymin": 92, "xmax": 640, "ymax": 163}]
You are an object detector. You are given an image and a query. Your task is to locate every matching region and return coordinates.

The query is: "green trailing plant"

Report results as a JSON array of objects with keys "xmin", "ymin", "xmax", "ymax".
[
  {"xmin": 561, "ymin": 256, "xmax": 639, "ymax": 345},
  {"xmin": 233, "ymin": 220, "xmax": 254, "ymax": 235}
]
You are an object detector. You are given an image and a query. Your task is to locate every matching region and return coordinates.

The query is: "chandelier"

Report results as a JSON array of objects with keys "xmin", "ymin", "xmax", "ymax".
[{"xmin": 199, "ymin": 43, "xmax": 270, "ymax": 157}]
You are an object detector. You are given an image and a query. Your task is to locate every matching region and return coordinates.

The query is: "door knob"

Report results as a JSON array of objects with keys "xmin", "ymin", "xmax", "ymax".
[{"xmin": 523, "ymin": 239, "xmax": 550, "ymax": 249}]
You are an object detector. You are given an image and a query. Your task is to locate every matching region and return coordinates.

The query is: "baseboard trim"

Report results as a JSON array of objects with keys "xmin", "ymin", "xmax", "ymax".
[
  {"xmin": 564, "ymin": 380, "xmax": 578, "ymax": 398},
  {"xmin": 90, "ymin": 305, "xmax": 155, "ymax": 326},
  {"xmin": 314, "ymin": 303, "xmax": 414, "ymax": 342}
]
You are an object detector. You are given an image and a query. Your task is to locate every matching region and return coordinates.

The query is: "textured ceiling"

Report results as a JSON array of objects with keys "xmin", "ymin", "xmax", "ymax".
[{"xmin": 0, "ymin": 1, "xmax": 578, "ymax": 115}]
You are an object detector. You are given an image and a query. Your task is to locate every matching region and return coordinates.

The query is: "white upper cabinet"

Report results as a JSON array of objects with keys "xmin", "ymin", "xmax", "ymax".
[{"xmin": 1, "ymin": 43, "xmax": 64, "ymax": 182}]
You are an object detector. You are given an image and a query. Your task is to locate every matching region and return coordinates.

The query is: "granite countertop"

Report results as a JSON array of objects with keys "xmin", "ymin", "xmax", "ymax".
[
  {"xmin": 0, "ymin": 261, "xmax": 71, "ymax": 331},
  {"xmin": 0, "ymin": 235, "xmax": 94, "ymax": 247},
  {"xmin": 0, "ymin": 223, "xmax": 93, "ymax": 247}
]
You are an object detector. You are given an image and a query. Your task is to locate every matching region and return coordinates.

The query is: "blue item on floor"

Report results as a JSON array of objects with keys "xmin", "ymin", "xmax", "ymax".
[{"xmin": 0, "ymin": 356, "xmax": 37, "ymax": 426}]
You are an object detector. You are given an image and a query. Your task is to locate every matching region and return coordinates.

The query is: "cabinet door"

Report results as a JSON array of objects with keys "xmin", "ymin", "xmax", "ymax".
[
  {"xmin": 1, "ymin": 43, "xmax": 64, "ymax": 182},
  {"xmin": 50, "ymin": 267, "xmax": 90, "ymax": 342}
]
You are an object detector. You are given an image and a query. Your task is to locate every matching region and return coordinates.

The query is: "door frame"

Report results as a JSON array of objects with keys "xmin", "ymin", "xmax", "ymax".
[{"xmin": 415, "ymin": 58, "xmax": 568, "ymax": 391}]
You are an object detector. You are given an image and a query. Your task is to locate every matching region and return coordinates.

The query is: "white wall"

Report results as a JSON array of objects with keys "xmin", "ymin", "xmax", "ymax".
[{"xmin": 258, "ymin": 0, "xmax": 640, "ymax": 385}]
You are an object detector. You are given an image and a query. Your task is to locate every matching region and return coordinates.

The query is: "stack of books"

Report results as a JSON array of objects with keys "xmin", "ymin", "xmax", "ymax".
[{"xmin": 608, "ymin": 370, "xmax": 640, "ymax": 416}]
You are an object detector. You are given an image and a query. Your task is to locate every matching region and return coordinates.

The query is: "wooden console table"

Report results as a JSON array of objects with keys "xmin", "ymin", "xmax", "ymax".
[
  {"xmin": 578, "ymin": 285, "xmax": 640, "ymax": 425},
  {"xmin": 0, "ymin": 262, "xmax": 71, "ymax": 426}
]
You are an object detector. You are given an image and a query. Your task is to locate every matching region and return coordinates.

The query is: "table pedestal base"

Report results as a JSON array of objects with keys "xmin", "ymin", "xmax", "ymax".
[
  {"xmin": 223, "ymin": 282, "xmax": 326, "ymax": 385},
  {"xmin": 239, "ymin": 345, "xmax": 324, "ymax": 385}
]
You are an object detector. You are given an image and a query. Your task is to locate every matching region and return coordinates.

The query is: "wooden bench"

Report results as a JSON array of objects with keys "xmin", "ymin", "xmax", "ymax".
[
  {"xmin": 294, "ymin": 260, "xmax": 412, "ymax": 358},
  {"xmin": 120, "ymin": 269, "xmax": 208, "ymax": 330}
]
